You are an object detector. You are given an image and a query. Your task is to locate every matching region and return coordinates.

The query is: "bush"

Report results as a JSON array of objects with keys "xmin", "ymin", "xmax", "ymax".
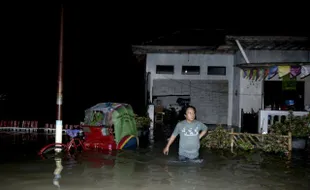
[
  {"xmin": 269, "ymin": 111, "xmax": 310, "ymax": 138},
  {"xmin": 201, "ymin": 125, "xmax": 290, "ymax": 154},
  {"xmin": 134, "ymin": 114, "xmax": 151, "ymax": 129},
  {"xmin": 201, "ymin": 125, "xmax": 230, "ymax": 149}
]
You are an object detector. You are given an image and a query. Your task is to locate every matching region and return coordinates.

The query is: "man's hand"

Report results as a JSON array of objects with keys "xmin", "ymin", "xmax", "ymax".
[
  {"xmin": 163, "ymin": 135, "xmax": 176, "ymax": 155},
  {"xmin": 163, "ymin": 146, "xmax": 169, "ymax": 155}
]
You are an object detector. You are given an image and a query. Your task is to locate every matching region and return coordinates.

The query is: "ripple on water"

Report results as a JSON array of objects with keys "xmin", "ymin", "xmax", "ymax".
[{"xmin": 0, "ymin": 133, "xmax": 309, "ymax": 190}]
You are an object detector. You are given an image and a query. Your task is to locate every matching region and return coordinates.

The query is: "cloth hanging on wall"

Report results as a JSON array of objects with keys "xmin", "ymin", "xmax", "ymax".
[
  {"xmin": 290, "ymin": 66, "xmax": 301, "ymax": 77},
  {"xmin": 300, "ymin": 65, "xmax": 310, "ymax": 78},
  {"xmin": 242, "ymin": 65, "xmax": 310, "ymax": 80},
  {"xmin": 278, "ymin": 66, "xmax": 290, "ymax": 78}
]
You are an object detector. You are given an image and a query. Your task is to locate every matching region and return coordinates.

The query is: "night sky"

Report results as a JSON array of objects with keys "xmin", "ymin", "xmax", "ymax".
[
  {"xmin": 1, "ymin": 4, "xmax": 153, "ymax": 124},
  {"xmin": 1, "ymin": 3, "xmax": 309, "ymax": 125}
]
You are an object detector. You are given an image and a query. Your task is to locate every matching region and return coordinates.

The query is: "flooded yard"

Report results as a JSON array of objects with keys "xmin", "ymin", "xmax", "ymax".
[{"xmin": 0, "ymin": 131, "xmax": 309, "ymax": 190}]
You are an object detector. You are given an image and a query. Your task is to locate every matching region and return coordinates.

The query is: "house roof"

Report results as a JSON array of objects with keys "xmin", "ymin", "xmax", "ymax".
[
  {"xmin": 131, "ymin": 30, "xmax": 310, "ymax": 54},
  {"xmin": 133, "ymin": 29, "xmax": 225, "ymax": 46},
  {"xmin": 225, "ymin": 35, "xmax": 310, "ymax": 51},
  {"xmin": 131, "ymin": 45, "xmax": 229, "ymax": 54}
]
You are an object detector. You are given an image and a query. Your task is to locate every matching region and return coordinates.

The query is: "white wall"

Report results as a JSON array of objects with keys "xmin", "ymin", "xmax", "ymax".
[
  {"xmin": 146, "ymin": 53, "xmax": 235, "ymax": 126},
  {"xmin": 146, "ymin": 53, "xmax": 234, "ymax": 80}
]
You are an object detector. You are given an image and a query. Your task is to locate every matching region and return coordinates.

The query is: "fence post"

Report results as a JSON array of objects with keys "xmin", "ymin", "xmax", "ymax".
[
  {"xmin": 288, "ymin": 132, "xmax": 292, "ymax": 152},
  {"xmin": 230, "ymin": 128, "xmax": 234, "ymax": 152}
]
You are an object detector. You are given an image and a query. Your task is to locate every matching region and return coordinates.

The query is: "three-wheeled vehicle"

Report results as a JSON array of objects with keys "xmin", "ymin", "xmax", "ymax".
[
  {"xmin": 82, "ymin": 102, "xmax": 139, "ymax": 150},
  {"xmin": 38, "ymin": 102, "xmax": 139, "ymax": 156}
]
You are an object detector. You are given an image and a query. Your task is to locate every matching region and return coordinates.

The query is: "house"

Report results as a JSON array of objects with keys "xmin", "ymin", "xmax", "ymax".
[{"xmin": 132, "ymin": 32, "xmax": 310, "ymax": 132}]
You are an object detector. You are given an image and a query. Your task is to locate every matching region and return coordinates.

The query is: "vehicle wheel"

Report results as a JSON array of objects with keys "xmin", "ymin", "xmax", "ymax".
[{"xmin": 39, "ymin": 143, "xmax": 67, "ymax": 157}]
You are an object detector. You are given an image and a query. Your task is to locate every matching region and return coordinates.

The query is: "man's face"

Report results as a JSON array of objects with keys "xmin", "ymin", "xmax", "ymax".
[{"xmin": 185, "ymin": 108, "xmax": 195, "ymax": 121}]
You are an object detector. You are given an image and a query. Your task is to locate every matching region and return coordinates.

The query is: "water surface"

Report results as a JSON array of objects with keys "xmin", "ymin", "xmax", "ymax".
[{"xmin": 0, "ymin": 132, "xmax": 309, "ymax": 190}]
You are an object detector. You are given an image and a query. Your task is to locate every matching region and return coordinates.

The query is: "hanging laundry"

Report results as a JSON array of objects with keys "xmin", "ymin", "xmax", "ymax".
[
  {"xmin": 268, "ymin": 66, "xmax": 278, "ymax": 79},
  {"xmin": 242, "ymin": 69, "xmax": 250, "ymax": 78},
  {"xmin": 246, "ymin": 69, "xmax": 251, "ymax": 79},
  {"xmin": 264, "ymin": 68, "xmax": 269, "ymax": 79},
  {"xmin": 252, "ymin": 69, "xmax": 257, "ymax": 80},
  {"xmin": 248, "ymin": 69, "xmax": 253, "ymax": 79},
  {"xmin": 278, "ymin": 66, "xmax": 290, "ymax": 78},
  {"xmin": 300, "ymin": 65, "xmax": 310, "ymax": 78},
  {"xmin": 290, "ymin": 66, "xmax": 301, "ymax": 77},
  {"xmin": 257, "ymin": 69, "xmax": 265, "ymax": 80},
  {"xmin": 242, "ymin": 69, "xmax": 246, "ymax": 78}
]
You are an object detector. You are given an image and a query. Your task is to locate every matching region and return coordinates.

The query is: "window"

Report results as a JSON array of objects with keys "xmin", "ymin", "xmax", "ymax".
[
  {"xmin": 207, "ymin": 66, "xmax": 226, "ymax": 75},
  {"xmin": 182, "ymin": 66, "xmax": 200, "ymax": 75},
  {"xmin": 156, "ymin": 65, "xmax": 174, "ymax": 74}
]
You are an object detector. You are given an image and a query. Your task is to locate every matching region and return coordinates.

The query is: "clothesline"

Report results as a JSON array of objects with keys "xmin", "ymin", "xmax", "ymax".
[{"xmin": 241, "ymin": 65, "xmax": 310, "ymax": 80}]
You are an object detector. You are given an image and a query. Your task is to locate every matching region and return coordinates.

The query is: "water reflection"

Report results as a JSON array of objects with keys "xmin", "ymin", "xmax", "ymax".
[
  {"xmin": 53, "ymin": 156, "xmax": 63, "ymax": 188},
  {"xmin": 0, "ymin": 132, "xmax": 309, "ymax": 189}
]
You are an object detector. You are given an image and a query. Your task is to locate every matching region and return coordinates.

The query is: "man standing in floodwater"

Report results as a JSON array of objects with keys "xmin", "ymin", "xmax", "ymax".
[{"xmin": 163, "ymin": 105, "xmax": 208, "ymax": 160}]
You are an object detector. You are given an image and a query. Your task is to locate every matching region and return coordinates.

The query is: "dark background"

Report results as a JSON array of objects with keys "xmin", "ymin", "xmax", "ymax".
[{"xmin": 1, "ymin": 3, "xmax": 309, "ymax": 125}]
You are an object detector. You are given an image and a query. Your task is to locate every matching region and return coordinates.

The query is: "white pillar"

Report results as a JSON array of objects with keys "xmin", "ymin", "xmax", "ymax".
[{"xmin": 55, "ymin": 120, "xmax": 63, "ymax": 152}]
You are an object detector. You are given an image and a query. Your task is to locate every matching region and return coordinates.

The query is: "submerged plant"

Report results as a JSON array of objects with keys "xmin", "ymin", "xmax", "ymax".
[
  {"xmin": 237, "ymin": 140, "xmax": 254, "ymax": 151},
  {"xmin": 201, "ymin": 125, "xmax": 230, "ymax": 149},
  {"xmin": 269, "ymin": 111, "xmax": 310, "ymax": 138},
  {"xmin": 261, "ymin": 133, "xmax": 288, "ymax": 153}
]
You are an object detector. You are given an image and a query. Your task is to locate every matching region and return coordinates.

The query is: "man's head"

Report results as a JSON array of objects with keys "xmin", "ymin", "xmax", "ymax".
[{"xmin": 184, "ymin": 105, "xmax": 196, "ymax": 122}]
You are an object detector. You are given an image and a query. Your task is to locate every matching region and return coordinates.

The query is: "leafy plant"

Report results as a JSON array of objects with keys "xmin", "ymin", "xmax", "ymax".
[
  {"xmin": 261, "ymin": 133, "xmax": 288, "ymax": 153},
  {"xmin": 269, "ymin": 111, "xmax": 310, "ymax": 137},
  {"xmin": 237, "ymin": 140, "xmax": 254, "ymax": 151},
  {"xmin": 134, "ymin": 114, "xmax": 151, "ymax": 129},
  {"xmin": 201, "ymin": 125, "xmax": 230, "ymax": 149},
  {"xmin": 201, "ymin": 125, "xmax": 290, "ymax": 154}
]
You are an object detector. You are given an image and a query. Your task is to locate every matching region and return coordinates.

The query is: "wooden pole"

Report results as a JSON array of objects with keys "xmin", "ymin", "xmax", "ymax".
[
  {"xmin": 55, "ymin": 4, "xmax": 64, "ymax": 152},
  {"xmin": 230, "ymin": 128, "xmax": 234, "ymax": 152}
]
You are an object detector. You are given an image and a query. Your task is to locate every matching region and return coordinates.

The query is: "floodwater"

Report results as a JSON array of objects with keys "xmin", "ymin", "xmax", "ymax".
[{"xmin": 0, "ymin": 131, "xmax": 309, "ymax": 190}]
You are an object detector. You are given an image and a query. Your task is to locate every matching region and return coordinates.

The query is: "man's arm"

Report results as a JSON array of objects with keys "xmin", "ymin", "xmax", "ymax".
[
  {"xmin": 163, "ymin": 123, "xmax": 180, "ymax": 155},
  {"xmin": 165, "ymin": 135, "xmax": 177, "ymax": 148},
  {"xmin": 199, "ymin": 122, "xmax": 208, "ymax": 139},
  {"xmin": 163, "ymin": 134, "xmax": 177, "ymax": 155},
  {"xmin": 165, "ymin": 123, "xmax": 180, "ymax": 148},
  {"xmin": 199, "ymin": 130, "xmax": 207, "ymax": 139}
]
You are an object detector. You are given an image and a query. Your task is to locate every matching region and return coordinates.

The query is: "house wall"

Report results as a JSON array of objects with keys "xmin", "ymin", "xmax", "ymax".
[
  {"xmin": 146, "ymin": 53, "xmax": 234, "ymax": 125},
  {"xmin": 236, "ymin": 50, "xmax": 310, "ymax": 127},
  {"xmin": 145, "ymin": 50, "xmax": 310, "ymax": 127}
]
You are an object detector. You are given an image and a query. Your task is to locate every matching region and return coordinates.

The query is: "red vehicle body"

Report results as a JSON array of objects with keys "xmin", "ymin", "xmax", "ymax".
[{"xmin": 81, "ymin": 102, "xmax": 139, "ymax": 150}]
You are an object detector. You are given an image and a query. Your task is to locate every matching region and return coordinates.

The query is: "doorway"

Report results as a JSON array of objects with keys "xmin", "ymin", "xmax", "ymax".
[{"xmin": 264, "ymin": 81, "xmax": 305, "ymax": 111}]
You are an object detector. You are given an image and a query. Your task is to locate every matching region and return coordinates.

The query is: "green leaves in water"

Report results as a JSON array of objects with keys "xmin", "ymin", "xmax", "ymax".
[
  {"xmin": 201, "ymin": 125, "xmax": 230, "ymax": 149},
  {"xmin": 201, "ymin": 125, "xmax": 289, "ymax": 154}
]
